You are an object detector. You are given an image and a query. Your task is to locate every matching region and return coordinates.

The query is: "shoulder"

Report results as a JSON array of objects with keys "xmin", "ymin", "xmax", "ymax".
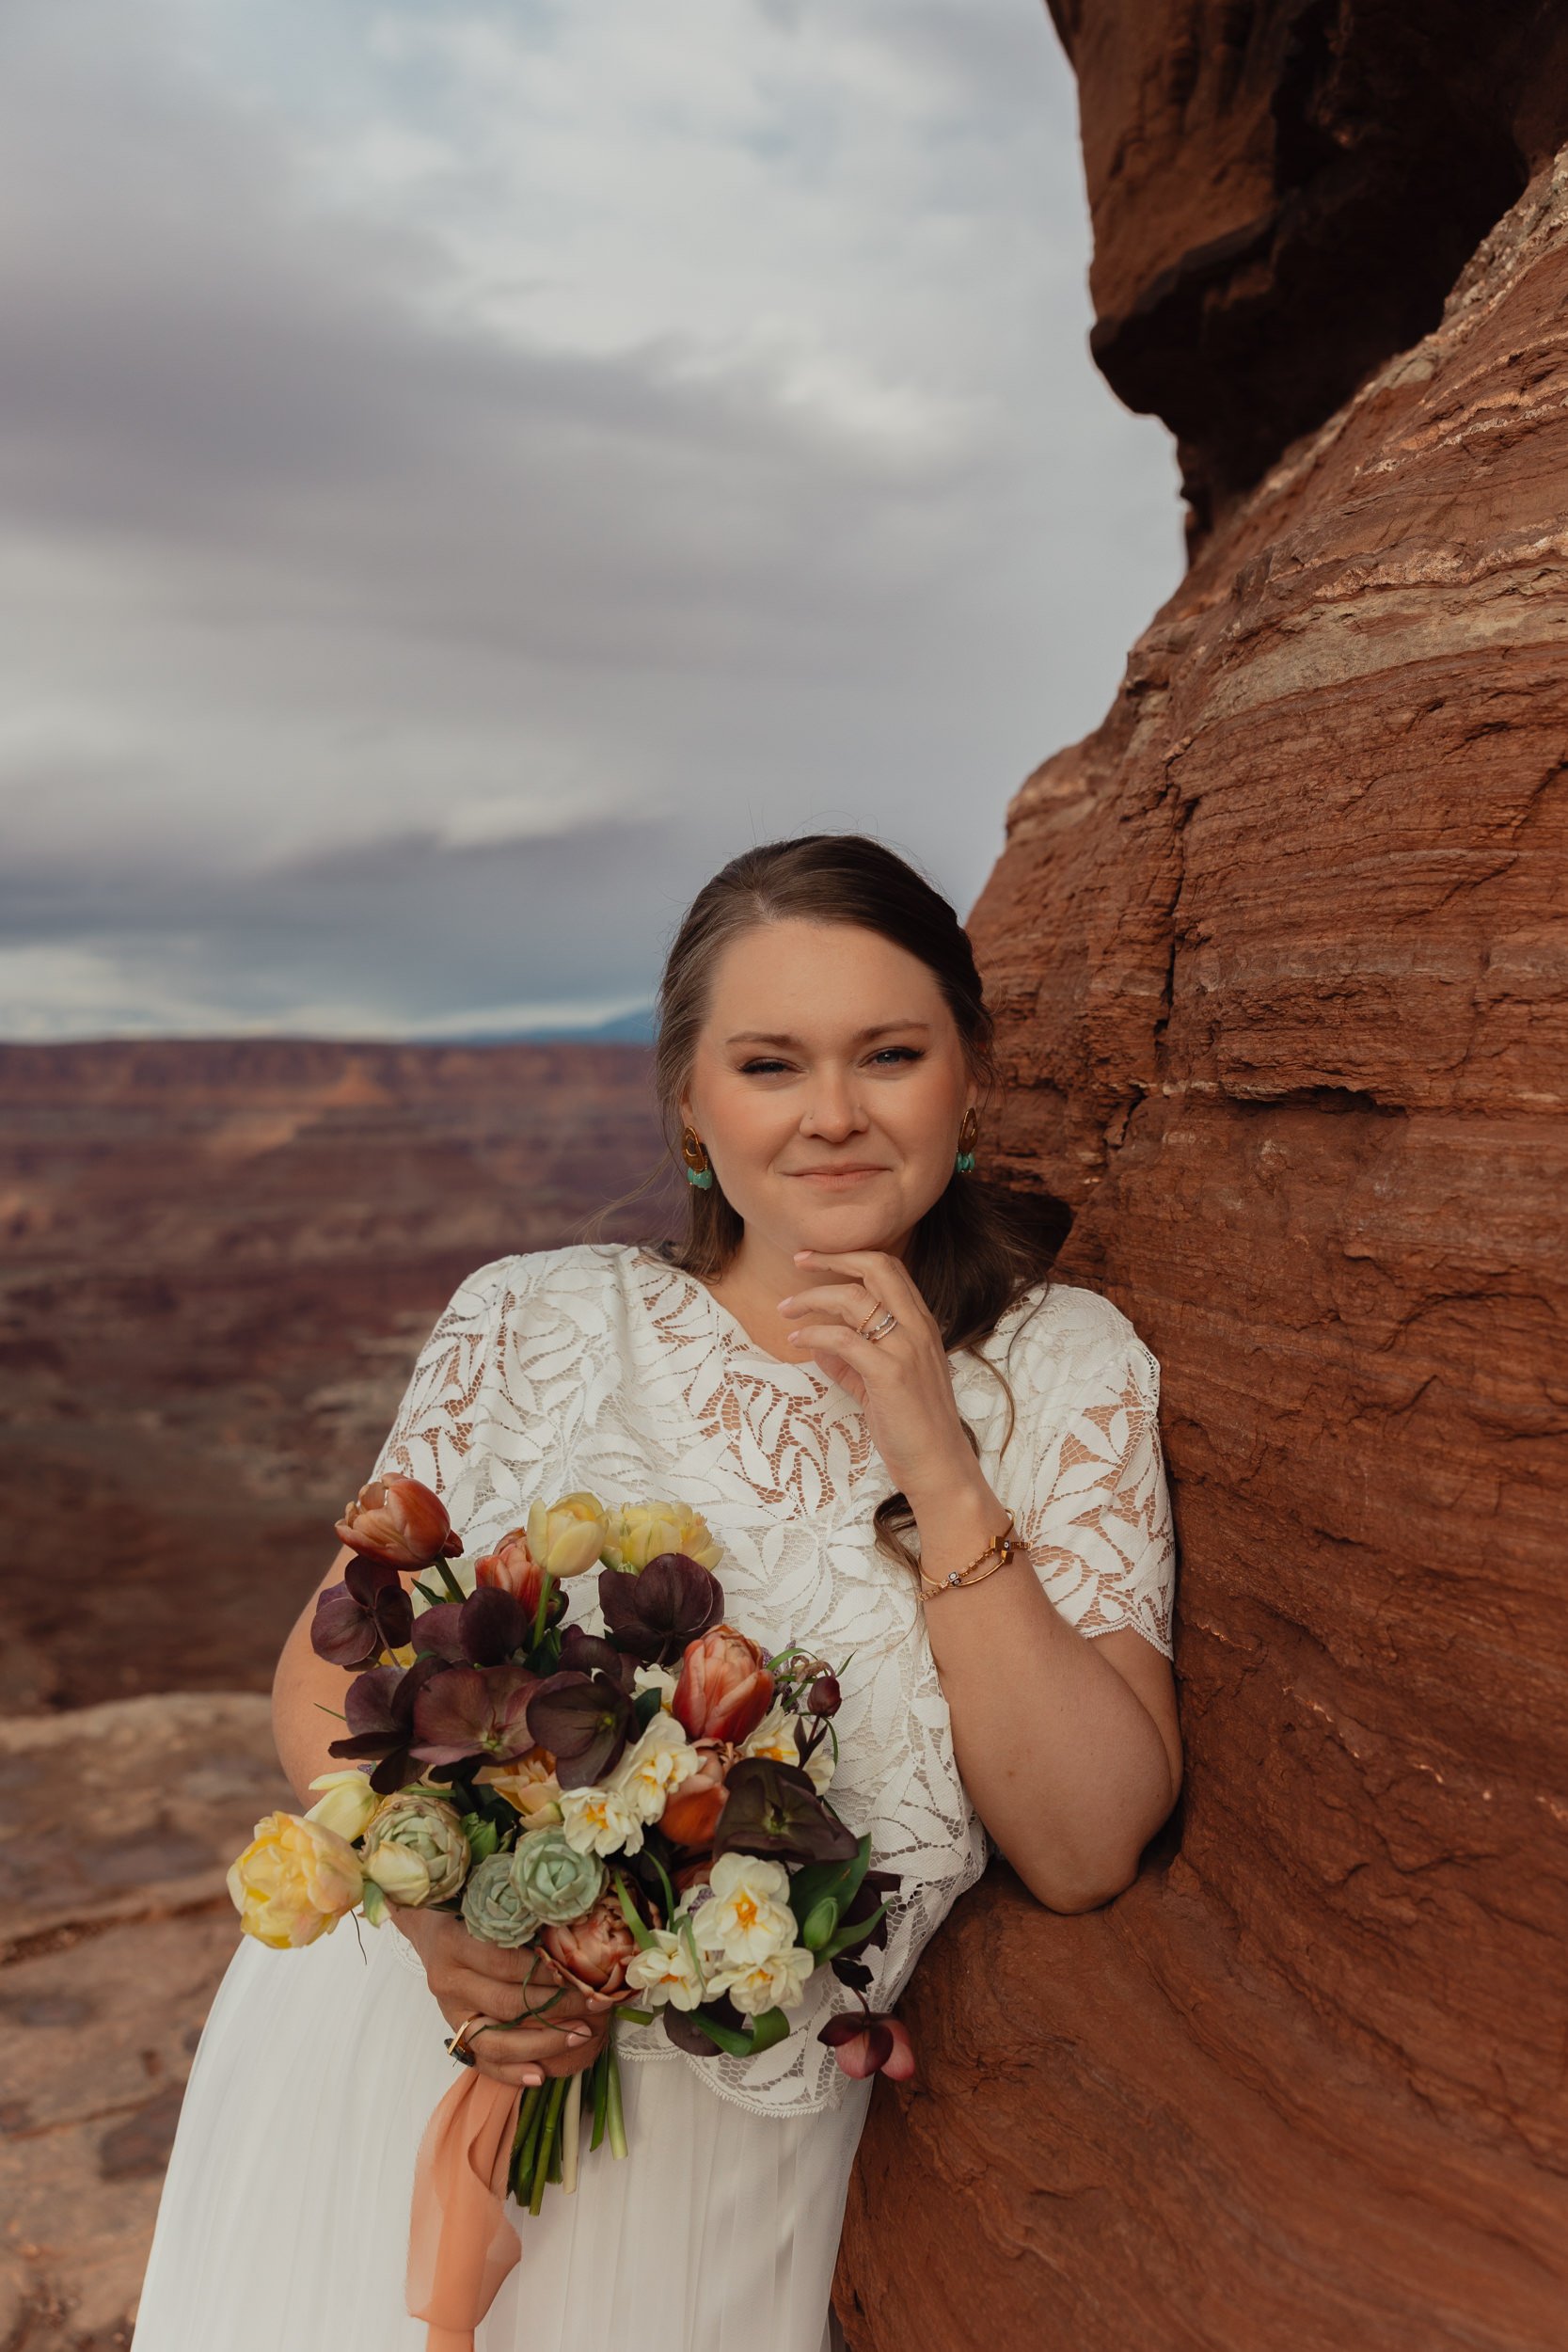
[
  {"xmin": 443, "ymin": 1241, "xmax": 646, "ymax": 1321},
  {"xmin": 975, "ymin": 1279, "xmax": 1163, "ymax": 1403}
]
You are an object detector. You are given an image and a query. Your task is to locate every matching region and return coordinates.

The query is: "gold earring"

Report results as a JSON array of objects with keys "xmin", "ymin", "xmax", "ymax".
[{"xmin": 681, "ymin": 1123, "xmax": 714, "ymax": 1189}]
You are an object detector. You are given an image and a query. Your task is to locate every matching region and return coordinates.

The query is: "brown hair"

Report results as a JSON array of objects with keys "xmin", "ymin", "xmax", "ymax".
[{"xmin": 587, "ymin": 832, "xmax": 1067, "ymax": 1568}]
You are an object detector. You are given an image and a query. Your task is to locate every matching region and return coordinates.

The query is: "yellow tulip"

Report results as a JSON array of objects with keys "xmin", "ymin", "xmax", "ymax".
[
  {"xmin": 599, "ymin": 1500, "xmax": 722, "ymax": 1574},
  {"xmin": 526, "ymin": 1490, "xmax": 610, "ymax": 1579},
  {"xmin": 304, "ymin": 1770, "xmax": 378, "ymax": 1843}
]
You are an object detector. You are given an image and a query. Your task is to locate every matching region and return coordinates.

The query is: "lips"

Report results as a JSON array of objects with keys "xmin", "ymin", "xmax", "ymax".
[{"xmin": 788, "ymin": 1167, "xmax": 884, "ymax": 1179}]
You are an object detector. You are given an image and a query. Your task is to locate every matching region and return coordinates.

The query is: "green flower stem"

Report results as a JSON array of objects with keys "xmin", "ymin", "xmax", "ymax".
[
  {"xmin": 589, "ymin": 2043, "xmax": 610, "ymax": 2153},
  {"xmin": 509, "ymin": 2084, "xmax": 547, "ymax": 2201},
  {"xmin": 560, "ymin": 2069, "xmax": 582, "ymax": 2194},
  {"xmin": 434, "ymin": 1556, "xmax": 467, "ymax": 1603},
  {"xmin": 529, "ymin": 2075, "xmax": 568, "ymax": 2216},
  {"xmin": 605, "ymin": 2016, "xmax": 628, "ymax": 2161}
]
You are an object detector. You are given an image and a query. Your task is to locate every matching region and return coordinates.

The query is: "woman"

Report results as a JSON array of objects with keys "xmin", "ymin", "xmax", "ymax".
[{"xmin": 132, "ymin": 832, "xmax": 1180, "ymax": 2352}]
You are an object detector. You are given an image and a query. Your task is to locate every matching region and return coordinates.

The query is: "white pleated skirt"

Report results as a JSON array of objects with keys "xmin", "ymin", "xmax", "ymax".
[{"xmin": 131, "ymin": 1912, "xmax": 873, "ymax": 2352}]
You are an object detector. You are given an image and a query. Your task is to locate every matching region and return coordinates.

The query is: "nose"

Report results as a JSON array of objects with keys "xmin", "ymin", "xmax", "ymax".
[{"xmin": 800, "ymin": 1069, "xmax": 868, "ymax": 1141}]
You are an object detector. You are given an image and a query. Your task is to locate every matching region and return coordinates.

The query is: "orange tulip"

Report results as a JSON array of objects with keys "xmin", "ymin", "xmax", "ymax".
[{"xmin": 335, "ymin": 1475, "xmax": 461, "ymax": 1570}]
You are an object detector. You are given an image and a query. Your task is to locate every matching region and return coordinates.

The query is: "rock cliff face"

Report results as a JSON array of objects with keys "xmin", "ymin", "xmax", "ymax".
[
  {"xmin": 836, "ymin": 97, "xmax": 1568, "ymax": 2352},
  {"xmin": 1048, "ymin": 0, "xmax": 1568, "ymax": 541},
  {"xmin": 0, "ymin": 1040, "xmax": 673, "ymax": 1714}
]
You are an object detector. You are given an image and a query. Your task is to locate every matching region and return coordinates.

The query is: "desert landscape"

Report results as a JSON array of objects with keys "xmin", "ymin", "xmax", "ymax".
[{"xmin": 0, "ymin": 1039, "xmax": 675, "ymax": 2346}]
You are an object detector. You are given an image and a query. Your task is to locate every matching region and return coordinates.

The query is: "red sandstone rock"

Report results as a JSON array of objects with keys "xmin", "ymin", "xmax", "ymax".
[
  {"xmin": 1048, "ymin": 0, "xmax": 1568, "ymax": 538},
  {"xmin": 837, "ymin": 144, "xmax": 1568, "ymax": 2352},
  {"xmin": 0, "ymin": 1694, "xmax": 291, "ymax": 2348},
  {"xmin": 0, "ymin": 1040, "xmax": 673, "ymax": 1713}
]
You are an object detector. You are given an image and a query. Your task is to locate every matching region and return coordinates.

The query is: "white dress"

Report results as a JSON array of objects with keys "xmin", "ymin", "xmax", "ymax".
[{"xmin": 133, "ymin": 1241, "xmax": 1176, "ymax": 2352}]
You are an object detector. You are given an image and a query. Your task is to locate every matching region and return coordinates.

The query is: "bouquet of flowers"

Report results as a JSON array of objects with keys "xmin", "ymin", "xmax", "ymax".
[{"xmin": 229, "ymin": 1471, "xmax": 914, "ymax": 2217}]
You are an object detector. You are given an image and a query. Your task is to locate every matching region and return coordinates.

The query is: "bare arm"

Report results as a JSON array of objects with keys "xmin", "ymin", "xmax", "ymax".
[
  {"xmin": 913, "ymin": 1468, "xmax": 1181, "ymax": 1913},
  {"xmin": 269, "ymin": 1549, "xmax": 612, "ymax": 2088},
  {"xmin": 272, "ymin": 1544, "xmax": 361, "ymax": 1804}
]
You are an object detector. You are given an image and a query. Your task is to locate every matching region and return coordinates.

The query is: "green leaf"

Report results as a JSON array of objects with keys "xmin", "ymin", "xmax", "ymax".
[
  {"xmin": 788, "ymin": 1833, "xmax": 871, "ymax": 1934},
  {"xmin": 679, "ymin": 2005, "xmax": 756, "ymax": 2058},
  {"xmin": 679, "ymin": 2000, "xmax": 793, "ymax": 2058},
  {"xmin": 360, "ymin": 1879, "xmax": 388, "ymax": 1928},
  {"xmin": 611, "ymin": 1869, "xmax": 656, "ymax": 1951},
  {"xmin": 632, "ymin": 1686, "xmax": 664, "ymax": 1734},
  {"xmin": 461, "ymin": 1812, "xmax": 499, "ymax": 1864},
  {"xmin": 617, "ymin": 2004, "xmax": 656, "ymax": 2026},
  {"xmin": 800, "ymin": 1895, "xmax": 840, "ymax": 1951},
  {"xmin": 814, "ymin": 1899, "xmax": 889, "ymax": 1966},
  {"xmin": 741, "ymin": 2004, "xmax": 791, "ymax": 2055}
]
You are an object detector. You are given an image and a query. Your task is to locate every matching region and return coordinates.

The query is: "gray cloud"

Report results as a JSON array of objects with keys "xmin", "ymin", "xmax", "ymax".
[{"xmin": 0, "ymin": 0, "xmax": 1180, "ymax": 1039}]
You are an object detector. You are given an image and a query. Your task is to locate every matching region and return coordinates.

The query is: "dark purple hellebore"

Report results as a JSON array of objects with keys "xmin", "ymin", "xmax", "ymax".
[
  {"xmin": 411, "ymin": 1585, "xmax": 532, "ymax": 1669},
  {"xmin": 410, "ymin": 1661, "xmax": 540, "ymax": 1769},
  {"xmin": 557, "ymin": 1624, "xmax": 636, "ymax": 1691},
  {"xmin": 310, "ymin": 1556, "xmax": 414, "ymax": 1672},
  {"xmin": 709, "ymin": 1757, "xmax": 860, "ymax": 1866},
  {"xmin": 526, "ymin": 1669, "xmax": 635, "ymax": 1790},
  {"xmin": 327, "ymin": 1655, "xmax": 441, "ymax": 1795},
  {"xmin": 596, "ymin": 1552, "xmax": 724, "ymax": 1665}
]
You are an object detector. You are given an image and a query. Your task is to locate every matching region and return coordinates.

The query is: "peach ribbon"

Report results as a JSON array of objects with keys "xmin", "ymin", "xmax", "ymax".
[{"xmin": 406, "ymin": 2071, "xmax": 523, "ymax": 2352}]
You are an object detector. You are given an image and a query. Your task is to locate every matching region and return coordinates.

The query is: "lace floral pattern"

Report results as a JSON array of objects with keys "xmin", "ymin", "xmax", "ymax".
[{"xmin": 372, "ymin": 1241, "xmax": 1176, "ymax": 2115}]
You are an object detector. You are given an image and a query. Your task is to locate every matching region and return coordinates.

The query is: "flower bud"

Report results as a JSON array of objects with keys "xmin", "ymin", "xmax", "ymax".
[
  {"xmin": 673, "ymin": 1626, "xmax": 774, "ymax": 1745},
  {"xmin": 362, "ymin": 1839, "xmax": 432, "ymax": 1905},
  {"xmin": 538, "ymin": 1886, "xmax": 643, "ymax": 1996},
  {"xmin": 526, "ymin": 1491, "xmax": 610, "ymax": 1579},
  {"xmin": 657, "ymin": 1740, "xmax": 730, "ymax": 1849},
  {"xmin": 336, "ymin": 1475, "xmax": 461, "ymax": 1570},
  {"xmin": 473, "ymin": 1528, "xmax": 549, "ymax": 1611},
  {"xmin": 304, "ymin": 1770, "xmax": 378, "ymax": 1843},
  {"xmin": 818, "ymin": 2010, "xmax": 915, "ymax": 2082}
]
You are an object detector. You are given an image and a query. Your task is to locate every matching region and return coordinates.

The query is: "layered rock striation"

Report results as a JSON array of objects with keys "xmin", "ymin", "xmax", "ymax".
[
  {"xmin": 1049, "ymin": 0, "xmax": 1568, "ymax": 541},
  {"xmin": 837, "ymin": 117, "xmax": 1568, "ymax": 2352},
  {"xmin": 0, "ymin": 1040, "xmax": 673, "ymax": 1713}
]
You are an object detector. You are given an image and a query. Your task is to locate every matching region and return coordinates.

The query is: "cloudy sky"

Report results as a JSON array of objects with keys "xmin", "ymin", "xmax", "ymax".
[{"xmin": 0, "ymin": 0, "xmax": 1180, "ymax": 1041}]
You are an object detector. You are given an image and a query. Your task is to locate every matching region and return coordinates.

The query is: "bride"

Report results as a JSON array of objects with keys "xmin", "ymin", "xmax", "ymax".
[{"xmin": 132, "ymin": 831, "xmax": 1181, "ymax": 2352}]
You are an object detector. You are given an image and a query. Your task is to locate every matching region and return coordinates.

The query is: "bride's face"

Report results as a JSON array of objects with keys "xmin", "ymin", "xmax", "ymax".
[{"xmin": 678, "ymin": 917, "xmax": 977, "ymax": 1259}]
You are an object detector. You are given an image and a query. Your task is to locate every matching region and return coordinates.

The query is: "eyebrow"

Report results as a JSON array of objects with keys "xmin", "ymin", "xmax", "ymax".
[{"xmin": 724, "ymin": 1022, "xmax": 933, "ymax": 1047}]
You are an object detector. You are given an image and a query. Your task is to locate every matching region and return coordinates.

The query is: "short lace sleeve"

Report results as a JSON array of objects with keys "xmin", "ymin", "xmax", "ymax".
[
  {"xmin": 367, "ymin": 1256, "xmax": 518, "ymax": 1504},
  {"xmin": 1011, "ymin": 1299, "xmax": 1176, "ymax": 1661}
]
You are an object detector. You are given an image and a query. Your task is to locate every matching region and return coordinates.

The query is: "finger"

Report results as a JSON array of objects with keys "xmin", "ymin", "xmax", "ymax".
[
  {"xmin": 468, "ymin": 2017, "xmax": 599, "ymax": 2066},
  {"xmin": 462, "ymin": 1973, "xmax": 589, "ymax": 2028},
  {"xmin": 792, "ymin": 1251, "xmax": 934, "ymax": 1328},
  {"xmin": 474, "ymin": 2023, "xmax": 605, "ymax": 2079},
  {"xmin": 784, "ymin": 1322, "xmax": 895, "ymax": 1363},
  {"xmin": 778, "ymin": 1279, "xmax": 883, "ymax": 1328}
]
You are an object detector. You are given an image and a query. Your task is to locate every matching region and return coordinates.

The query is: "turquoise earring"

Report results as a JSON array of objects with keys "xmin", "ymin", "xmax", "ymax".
[
  {"xmin": 955, "ymin": 1107, "xmax": 979, "ymax": 1175},
  {"xmin": 681, "ymin": 1124, "xmax": 715, "ymax": 1189}
]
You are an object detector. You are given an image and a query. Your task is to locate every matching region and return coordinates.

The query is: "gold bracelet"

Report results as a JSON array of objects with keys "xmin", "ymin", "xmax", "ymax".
[{"xmin": 918, "ymin": 1508, "xmax": 1022, "ymax": 1599}]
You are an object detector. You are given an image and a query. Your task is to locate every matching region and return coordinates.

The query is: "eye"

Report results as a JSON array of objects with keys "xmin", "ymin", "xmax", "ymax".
[
  {"xmin": 869, "ymin": 1047, "xmax": 924, "ymax": 1066},
  {"xmin": 738, "ymin": 1057, "xmax": 790, "ymax": 1075}
]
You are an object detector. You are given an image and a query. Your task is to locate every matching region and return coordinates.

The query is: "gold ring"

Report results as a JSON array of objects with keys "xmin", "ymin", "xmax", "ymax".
[
  {"xmin": 861, "ymin": 1310, "xmax": 897, "ymax": 1343},
  {"xmin": 445, "ymin": 2011, "xmax": 491, "ymax": 2063}
]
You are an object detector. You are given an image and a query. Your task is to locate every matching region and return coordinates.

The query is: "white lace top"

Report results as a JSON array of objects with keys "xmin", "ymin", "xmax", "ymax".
[{"xmin": 372, "ymin": 1239, "xmax": 1176, "ymax": 2117}]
